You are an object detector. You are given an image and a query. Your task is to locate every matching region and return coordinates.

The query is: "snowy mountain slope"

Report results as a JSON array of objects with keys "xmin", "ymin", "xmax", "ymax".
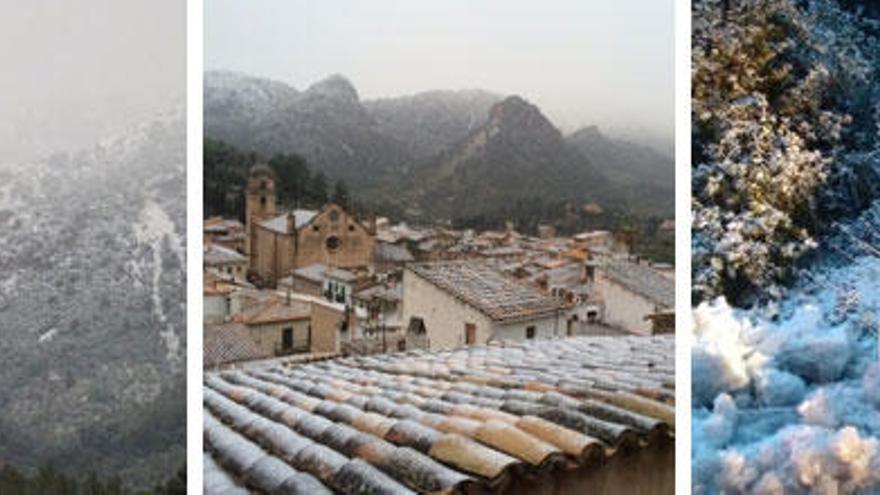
[{"xmin": 0, "ymin": 109, "xmax": 186, "ymax": 486}]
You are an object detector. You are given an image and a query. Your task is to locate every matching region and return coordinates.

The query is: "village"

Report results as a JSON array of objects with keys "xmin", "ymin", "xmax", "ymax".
[
  {"xmin": 203, "ymin": 166, "xmax": 675, "ymax": 368},
  {"xmin": 202, "ymin": 166, "xmax": 675, "ymax": 493}
]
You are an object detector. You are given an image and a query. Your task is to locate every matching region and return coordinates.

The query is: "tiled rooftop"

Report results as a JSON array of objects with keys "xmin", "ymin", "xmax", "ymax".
[
  {"xmin": 291, "ymin": 263, "xmax": 328, "ymax": 284},
  {"xmin": 204, "ymin": 335, "xmax": 674, "ymax": 494},
  {"xmin": 408, "ymin": 261, "xmax": 565, "ymax": 322},
  {"xmin": 260, "ymin": 209, "xmax": 318, "ymax": 234},
  {"xmin": 204, "ymin": 322, "xmax": 266, "ymax": 368},
  {"xmin": 599, "ymin": 260, "xmax": 675, "ymax": 308},
  {"xmin": 205, "ymin": 243, "xmax": 248, "ymax": 266},
  {"xmin": 242, "ymin": 298, "xmax": 311, "ymax": 325}
]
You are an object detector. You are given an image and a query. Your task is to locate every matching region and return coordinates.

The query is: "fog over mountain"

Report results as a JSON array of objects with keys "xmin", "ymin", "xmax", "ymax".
[
  {"xmin": 205, "ymin": 71, "xmax": 674, "ymax": 219},
  {"xmin": 206, "ymin": 0, "xmax": 673, "ymax": 154},
  {"xmin": 0, "ymin": 0, "xmax": 185, "ymax": 162},
  {"xmin": 0, "ymin": 1, "xmax": 186, "ymax": 488}
]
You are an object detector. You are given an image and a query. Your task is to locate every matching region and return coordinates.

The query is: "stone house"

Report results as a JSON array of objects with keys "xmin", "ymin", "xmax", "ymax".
[
  {"xmin": 204, "ymin": 217, "xmax": 246, "ymax": 253},
  {"xmin": 592, "ymin": 259, "xmax": 675, "ymax": 335},
  {"xmin": 204, "ymin": 242, "xmax": 248, "ymax": 282},
  {"xmin": 402, "ymin": 261, "xmax": 566, "ymax": 350},
  {"xmin": 239, "ymin": 297, "xmax": 313, "ymax": 356}
]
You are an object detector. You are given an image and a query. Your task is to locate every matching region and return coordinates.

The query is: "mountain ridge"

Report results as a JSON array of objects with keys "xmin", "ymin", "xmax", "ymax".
[{"xmin": 204, "ymin": 70, "xmax": 673, "ymax": 220}]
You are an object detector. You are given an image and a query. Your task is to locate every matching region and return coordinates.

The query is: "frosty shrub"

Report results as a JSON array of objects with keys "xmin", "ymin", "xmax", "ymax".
[{"xmin": 692, "ymin": 0, "xmax": 880, "ymax": 307}]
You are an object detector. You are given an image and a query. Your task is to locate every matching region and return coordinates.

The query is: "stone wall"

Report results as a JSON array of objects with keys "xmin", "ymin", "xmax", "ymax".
[
  {"xmin": 310, "ymin": 301, "xmax": 345, "ymax": 354},
  {"xmin": 402, "ymin": 268, "xmax": 495, "ymax": 349},
  {"xmin": 593, "ymin": 273, "xmax": 658, "ymax": 335},
  {"xmin": 295, "ymin": 205, "xmax": 374, "ymax": 270},
  {"xmin": 247, "ymin": 318, "xmax": 310, "ymax": 356}
]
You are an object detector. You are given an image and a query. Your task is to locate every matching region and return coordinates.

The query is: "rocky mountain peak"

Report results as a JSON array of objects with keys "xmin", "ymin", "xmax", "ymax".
[
  {"xmin": 570, "ymin": 125, "xmax": 604, "ymax": 142},
  {"xmin": 487, "ymin": 96, "xmax": 559, "ymax": 137},
  {"xmin": 306, "ymin": 74, "xmax": 359, "ymax": 103}
]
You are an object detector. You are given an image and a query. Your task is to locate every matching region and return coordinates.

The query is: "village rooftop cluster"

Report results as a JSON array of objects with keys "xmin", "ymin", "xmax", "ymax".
[{"xmin": 203, "ymin": 167, "xmax": 675, "ymax": 366}]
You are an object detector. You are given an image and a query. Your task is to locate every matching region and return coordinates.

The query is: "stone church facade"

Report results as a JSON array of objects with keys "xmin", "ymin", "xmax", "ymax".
[{"xmin": 245, "ymin": 166, "xmax": 375, "ymax": 287}]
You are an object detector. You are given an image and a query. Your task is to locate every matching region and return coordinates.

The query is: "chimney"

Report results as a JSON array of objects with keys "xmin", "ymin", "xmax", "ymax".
[{"xmin": 286, "ymin": 212, "xmax": 296, "ymax": 233}]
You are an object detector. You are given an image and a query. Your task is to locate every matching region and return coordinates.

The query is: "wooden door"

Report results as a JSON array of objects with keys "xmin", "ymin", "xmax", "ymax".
[{"xmin": 465, "ymin": 323, "xmax": 476, "ymax": 345}]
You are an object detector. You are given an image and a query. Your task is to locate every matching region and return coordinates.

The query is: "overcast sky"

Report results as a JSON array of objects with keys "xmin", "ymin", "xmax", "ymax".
[
  {"xmin": 0, "ymin": 0, "xmax": 185, "ymax": 161},
  {"xmin": 206, "ymin": 0, "xmax": 673, "ymax": 151}
]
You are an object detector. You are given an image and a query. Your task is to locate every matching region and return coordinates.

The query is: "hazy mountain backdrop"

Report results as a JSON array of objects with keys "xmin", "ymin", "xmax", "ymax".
[{"xmin": 204, "ymin": 71, "xmax": 674, "ymax": 222}]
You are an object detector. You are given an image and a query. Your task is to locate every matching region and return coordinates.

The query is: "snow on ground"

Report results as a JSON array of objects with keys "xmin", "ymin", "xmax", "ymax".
[
  {"xmin": 133, "ymin": 199, "xmax": 183, "ymax": 366},
  {"xmin": 37, "ymin": 328, "xmax": 58, "ymax": 344},
  {"xmin": 692, "ymin": 256, "xmax": 880, "ymax": 494}
]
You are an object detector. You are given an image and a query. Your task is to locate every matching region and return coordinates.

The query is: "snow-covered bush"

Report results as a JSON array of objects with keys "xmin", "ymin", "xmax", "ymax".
[{"xmin": 692, "ymin": 0, "xmax": 880, "ymax": 306}]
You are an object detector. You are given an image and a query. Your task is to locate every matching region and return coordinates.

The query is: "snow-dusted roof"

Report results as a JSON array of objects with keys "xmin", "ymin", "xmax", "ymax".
[
  {"xmin": 599, "ymin": 260, "xmax": 674, "ymax": 308},
  {"xmin": 291, "ymin": 263, "xmax": 328, "ymax": 284},
  {"xmin": 408, "ymin": 261, "xmax": 564, "ymax": 321},
  {"xmin": 204, "ymin": 243, "xmax": 247, "ymax": 266},
  {"xmin": 374, "ymin": 242, "xmax": 414, "ymax": 263},
  {"xmin": 204, "ymin": 322, "xmax": 267, "ymax": 368},
  {"xmin": 259, "ymin": 209, "xmax": 317, "ymax": 234},
  {"xmin": 204, "ymin": 335, "xmax": 675, "ymax": 492}
]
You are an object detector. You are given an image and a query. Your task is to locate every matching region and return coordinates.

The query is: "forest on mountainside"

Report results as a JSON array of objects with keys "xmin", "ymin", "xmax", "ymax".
[
  {"xmin": 205, "ymin": 138, "xmax": 674, "ymax": 262},
  {"xmin": 204, "ymin": 139, "xmax": 351, "ymax": 220}
]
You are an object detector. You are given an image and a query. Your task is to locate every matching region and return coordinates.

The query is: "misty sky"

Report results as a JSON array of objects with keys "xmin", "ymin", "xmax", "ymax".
[
  {"xmin": 0, "ymin": 0, "xmax": 185, "ymax": 161},
  {"xmin": 206, "ymin": 0, "xmax": 674, "ymax": 151}
]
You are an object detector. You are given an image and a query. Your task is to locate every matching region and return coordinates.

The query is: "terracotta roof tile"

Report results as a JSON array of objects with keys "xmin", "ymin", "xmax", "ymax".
[
  {"xmin": 408, "ymin": 261, "xmax": 565, "ymax": 321},
  {"xmin": 204, "ymin": 335, "xmax": 673, "ymax": 493}
]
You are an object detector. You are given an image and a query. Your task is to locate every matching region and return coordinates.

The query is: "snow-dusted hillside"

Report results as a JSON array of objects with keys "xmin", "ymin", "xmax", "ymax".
[{"xmin": 0, "ymin": 108, "xmax": 186, "ymax": 486}]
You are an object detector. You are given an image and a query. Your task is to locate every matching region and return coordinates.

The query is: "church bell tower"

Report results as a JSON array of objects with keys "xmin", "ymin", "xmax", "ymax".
[{"xmin": 244, "ymin": 165, "xmax": 277, "ymax": 259}]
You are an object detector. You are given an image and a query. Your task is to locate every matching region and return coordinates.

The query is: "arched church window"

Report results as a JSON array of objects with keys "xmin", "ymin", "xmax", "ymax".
[{"xmin": 326, "ymin": 235, "xmax": 342, "ymax": 252}]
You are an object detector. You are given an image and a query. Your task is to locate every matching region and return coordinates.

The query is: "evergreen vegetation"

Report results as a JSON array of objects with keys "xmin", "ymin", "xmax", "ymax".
[
  {"xmin": 205, "ymin": 138, "xmax": 674, "ymax": 262},
  {"xmin": 204, "ymin": 138, "xmax": 343, "ymax": 220}
]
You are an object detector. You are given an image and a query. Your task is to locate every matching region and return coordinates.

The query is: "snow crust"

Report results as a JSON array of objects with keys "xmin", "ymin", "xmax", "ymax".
[{"xmin": 693, "ymin": 257, "xmax": 880, "ymax": 494}]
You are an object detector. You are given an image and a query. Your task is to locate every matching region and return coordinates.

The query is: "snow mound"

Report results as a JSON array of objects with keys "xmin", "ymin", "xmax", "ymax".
[{"xmin": 693, "ymin": 257, "xmax": 880, "ymax": 494}]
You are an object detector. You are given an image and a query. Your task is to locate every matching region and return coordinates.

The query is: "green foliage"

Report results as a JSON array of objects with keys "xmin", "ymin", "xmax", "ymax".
[
  {"xmin": 204, "ymin": 139, "xmax": 333, "ymax": 219},
  {"xmin": 307, "ymin": 171, "xmax": 329, "ymax": 206},
  {"xmin": 267, "ymin": 153, "xmax": 309, "ymax": 207},
  {"xmin": 332, "ymin": 180, "xmax": 351, "ymax": 207},
  {"xmin": 204, "ymin": 138, "xmax": 256, "ymax": 219}
]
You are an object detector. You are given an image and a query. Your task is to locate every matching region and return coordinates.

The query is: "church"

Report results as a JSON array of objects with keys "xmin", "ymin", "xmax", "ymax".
[{"xmin": 245, "ymin": 166, "xmax": 376, "ymax": 287}]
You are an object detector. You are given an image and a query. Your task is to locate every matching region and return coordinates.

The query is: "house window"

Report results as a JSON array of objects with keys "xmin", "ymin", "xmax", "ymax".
[
  {"xmin": 282, "ymin": 327, "xmax": 293, "ymax": 350},
  {"xmin": 329, "ymin": 210, "xmax": 340, "ymax": 222},
  {"xmin": 526, "ymin": 326, "xmax": 536, "ymax": 339},
  {"xmin": 260, "ymin": 196, "xmax": 267, "ymax": 207},
  {"xmin": 407, "ymin": 317, "xmax": 426, "ymax": 335},
  {"xmin": 465, "ymin": 323, "xmax": 476, "ymax": 344}
]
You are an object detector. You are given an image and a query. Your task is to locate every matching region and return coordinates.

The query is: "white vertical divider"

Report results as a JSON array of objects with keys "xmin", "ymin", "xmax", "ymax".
[
  {"xmin": 674, "ymin": 0, "xmax": 693, "ymax": 491},
  {"xmin": 187, "ymin": 0, "xmax": 205, "ymax": 491}
]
